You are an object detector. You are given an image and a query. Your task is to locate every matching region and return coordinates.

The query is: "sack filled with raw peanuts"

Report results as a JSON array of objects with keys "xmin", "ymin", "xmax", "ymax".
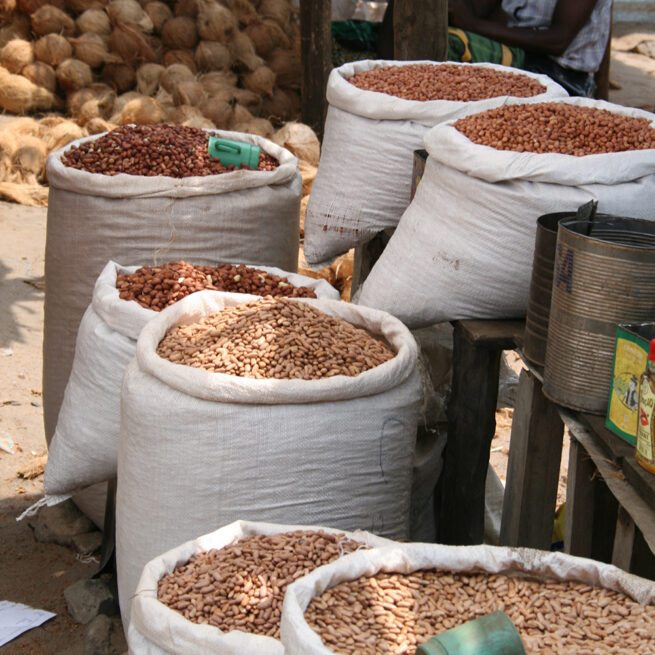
[
  {"xmin": 116, "ymin": 290, "xmax": 422, "ymax": 630},
  {"xmin": 357, "ymin": 97, "xmax": 655, "ymax": 328},
  {"xmin": 281, "ymin": 542, "xmax": 655, "ymax": 655},
  {"xmin": 42, "ymin": 260, "xmax": 340, "ymax": 505},
  {"xmin": 127, "ymin": 519, "xmax": 395, "ymax": 655},
  {"xmin": 302, "ymin": 59, "xmax": 567, "ymax": 268}
]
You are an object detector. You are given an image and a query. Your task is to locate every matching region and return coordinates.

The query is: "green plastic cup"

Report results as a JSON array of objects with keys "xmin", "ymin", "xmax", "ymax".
[
  {"xmin": 416, "ymin": 611, "xmax": 527, "ymax": 655},
  {"xmin": 207, "ymin": 136, "xmax": 260, "ymax": 168}
]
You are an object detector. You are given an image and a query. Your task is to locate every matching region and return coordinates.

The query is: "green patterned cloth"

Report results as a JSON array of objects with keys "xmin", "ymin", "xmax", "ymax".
[{"xmin": 447, "ymin": 27, "xmax": 525, "ymax": 67}]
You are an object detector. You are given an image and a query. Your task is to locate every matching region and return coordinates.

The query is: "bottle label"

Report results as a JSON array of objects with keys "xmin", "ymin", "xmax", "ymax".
[{"xmin": 636, "ymin": 377, "xmax": 655, "ymax": 464}]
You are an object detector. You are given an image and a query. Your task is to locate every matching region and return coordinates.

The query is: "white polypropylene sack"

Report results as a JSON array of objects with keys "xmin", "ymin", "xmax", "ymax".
[
  {"xmin": 116, "ymin": 291, "xmax": 422, "ymax": 627},
  {"xmin": 128, "ymin": 519, "xmax": 396, "ymax": 655},
  {"xmin": 43, "ymin": 128, "xmax": 302, "ymax": 447},
  {"xmin": 44, "ymin": 260, "xmax": 340, "ymax": 498},
  {"xmin": 357, "ymin": 97, "xmax": 655, "ymax": 328},
  {"xmin": 281, "ymin": 542, "xmax": 655, "ymax": 654},
  {"xmin": 303, "ymin": 60, "xmax": 567, "ymax": 268}
]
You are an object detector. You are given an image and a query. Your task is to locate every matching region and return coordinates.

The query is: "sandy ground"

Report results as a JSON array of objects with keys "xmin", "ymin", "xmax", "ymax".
[{"xmin": 0, "ymin": 23, "xmax": 654, "ymax": 653}]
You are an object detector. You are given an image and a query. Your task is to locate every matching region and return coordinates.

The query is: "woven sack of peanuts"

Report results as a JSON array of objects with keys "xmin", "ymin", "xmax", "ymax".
[
  {"xmin": 127, "ymin": 519, "xmax": 395, "ymax": 655},
  {"xmin": 281, "ymin": 542, "xmax": 655, "ymax": 654},
  {"xmin": 42, "ymin": 260, "xmax": 340, "ymax": 505},
  {"xmin": 42, "ymin": 127, "xmax": 301, "ymax": 455},
  {"xmin": 302, "ymin": 59, "xmax": 567, "ymax": 268},
  {"xmin": 356, "ymin": 97, "xmax": 655, "ymax": 328},
  {"xmin": 115, "ymin": 290, "xmax": 422, "ymax": 628}
]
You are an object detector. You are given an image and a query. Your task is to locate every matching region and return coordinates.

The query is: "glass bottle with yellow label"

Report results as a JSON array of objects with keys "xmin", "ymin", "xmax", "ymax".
[{"xmin": 636, "ymin": 338, "xmax": 655, "ymax": 474}]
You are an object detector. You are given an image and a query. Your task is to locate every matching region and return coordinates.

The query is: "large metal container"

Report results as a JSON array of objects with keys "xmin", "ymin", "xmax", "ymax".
[{"xmin": 543, "ymin": 216, "xmax": 655, "ymax": 414}]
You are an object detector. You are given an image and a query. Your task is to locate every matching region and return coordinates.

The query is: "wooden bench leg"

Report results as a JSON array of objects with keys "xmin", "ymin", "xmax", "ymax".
[
  {"xmin": 436, "ymin": 323, "xmax": 502, "ymax": 545},
  {"xmin": 500, "ymin": 369, "xmax": 564, "ymax": 549}
]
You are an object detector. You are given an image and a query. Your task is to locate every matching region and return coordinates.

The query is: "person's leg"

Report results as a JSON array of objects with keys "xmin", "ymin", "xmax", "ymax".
[{"xmin": 522, "ymin": 52, "xmax": 597, "ymax": 97}]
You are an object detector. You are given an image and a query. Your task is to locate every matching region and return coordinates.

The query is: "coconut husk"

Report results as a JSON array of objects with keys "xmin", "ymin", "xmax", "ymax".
[
  {"xmin": 153, "ymin": 84, "xmax": 172, "ymax": 109},
  {"xmin": 232, "ymin": 87, "xmax": 260, "ymax": 113},
  {"xmin": 258, "ymin": 0, "xmax": 290, "ymax": 30},
  {"xmin": 242, "ymin": 64, "xmax": 275, "ymax": 98},
  {"xmin": 0, "ymin": 180, "xmax": 49, "ymax": 206},
  {"xmin": 260, "ymin": 86, "xmax": 299, "ymax": 124},
  {"xmin": 199, "ymin": 93, "xmax": 234, "ymax": 129},
  {"xmin": 299, "ymin": 192, "xmax": 308, "ymax": 236},
  {"xmin": 43, "ymin": 120, "xmax": 85, "ymax": 153},
  {"xmin": 161, "ymin": 15, "xmax": 197, "ymax": 50},
  {"xmin": 101, "ymin": 61, "xmax": 136, "ymax": 92},
  {"xmin": 194, "ymin": 39, "xmax": 230, "ymax": 73},
  {"xmin": 70, "ymin": 33, "xmax": 119, "ymax": 68},
  {"xmin": 0, "ymin": 0, "xmax": 16, "ymax": 22},
  {"xmin": 76, "ymin": 8, "xmax": 112, "ymax": 37},
  {"xmin": 113, "ymin": 95, "xmax": 165, "ymax": 124},
  {"xmin": 162, "ymin": 48, "xmax": 196, "ymax": 72},
  {"xmin": 159, "ymin": 62, "xmax": 194, "ymax": 93},
  {"xmin": 232, "ymin": 115, "xmax": 274, "ymax": 138},
  {"xmin": 199, "ymin": 70, "xmax": 237, "ymax": 95},
  {"xmin": 196, "ymin": 0, "xmax": 236, "ymax": 43},
  {"xmin": 69, "ymin": 86, "xmax": 116, "ymax": 124},
  {"xmin": 0, "ymin": 65, "xmax": 57, "ymax": 113},
  {"xmin": 229, "ymin": 101, "xmax": 252, "ymax": 127},
  {"xmin": 136, "ymin": 61, "xmax": 163, "ymax": 95},
  {"xmin": 0, "ymin": 126, "xmax": 19, "ymax": 160},
  {"xmin": 21, "ymin": 61, "xmax": 57, "ymax": 93},
  {"xmin": 85, "ymin": 116, "xmax": 116, "ymax": 134},
  {"xmin": 17, "ymin": 0, "xmax": 63, "ymax": 13},
  {"xmin": 227, "ymin": 29, "xmax": 262, "ymax": 72},
  {"xmin": 0, "ymin": 15, "xmax": 32, "ymax": 50},
  {"xmin": 168, "ymin": 104, "xmax": 214, "ymax": 129},
  {"xmin": 12, "ymin": 134, "xmax": 47, "ymax": 179},
  {"xmin": 66, "ymin": 0, "xmax": 107, "ymax": 12},
  {"xmin": 144, "ymin": 1, "xmax": 171, "ymax": 34},
  {"xmin": 56, "ymin": 58, "xmax": 93, "ymax": 92},
  {"xmin": 33, "ymin": 33, "xmax": 72, "ymax": 67},
  {"xmin": 173, "ymin": 0, "xmax": 196, "ymax": 19},
  {"xmin": 31, "ymin": 5, "xmax": 76, "ymax": 37},
  {"xmin": 171, "ymin": 78, "xmax": 204, "ymax": 107},
  {"xmin": 272, "ymin": 120, "xmax": 319, "ymax": 166},
  {"xmin": 0, "ymin": 39, "xmax": 34, "ymax": 74},
  {"xmin": 107, "ymin": 0, "xmax": 153, "ymax": 32},
  {"xmin": 36, "ymin": 113, "xmax": 68, "ymax": 133},
  {"xmin": 232, "ymin": 0, "xmax": 257, "ymax": 26},
  {"xmin": 110, "ymin": 89, "xmax": 141, "ymax": 114},
  {"xmin": 245, "ymin": 17, "xmax": 289, "ymax": 57},
  {"xmin": 108, "ymin": 22, "xmax": 157, "ymax": 67},
  {"xmin": 66, "ymin": 82, "xmax": 113, "ymax": 113},
  {"xmin": 3, "ymin": 116, "xmax": 40, "ymax": 136},
  {"xmin": 267, "ymin": 46, "xmax": 300, "ymax": 90},
  {"xmin": 298, "ymin": 158, "xmax": 317, "ymax": 197}
]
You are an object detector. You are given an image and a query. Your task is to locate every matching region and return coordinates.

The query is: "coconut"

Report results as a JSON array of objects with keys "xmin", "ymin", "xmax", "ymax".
[
  {"xmin": 76, "ymin": 8, "xmax": 112, "ymax": 37},
  {"xmin": 12, "ymin": 134, "xmax": 47, "ymax": 179},
  {"xmin": 231, "ymin": 87, "xmax": 260, "ymax": 113},
  {"xmin": 229, "ymin": 101, "xmax": 252, "ymax": 127},
  {"xmin": 298, "ymin": 158, "xmax": 316, "ymax": 197},
  {"xmin": 194, "ymin": 40, "xmax": 230, "ymax": 73},
  {"xmin": 153, "ymin": 84, "xmax": 172, "ymax": 110},
  {"xmin": 244, "ymin": 20, "xmax": 276, "ymax": 57},
  {"xmin": 4, "ymin": 116, "xmax": 41, "ymax": 135},
  {"xmin": 173, "ymin": 0, "xmax": 196, "ymax": 18},
  {"xmin": 66, "ymin": 82, "xmax": 114, "ymax": 113},
  {"xmin": 31, "ymin": 5, "xmax": 76, "ymax": 37},
  {"xmin": 56, "ymin": 58, "xmax": 93, "ymax": 92},
  {"xmin": 242, "ymin": 65, "xmax": 275, "ymax": 98},
  {"xmin": 228, "ymin": 29, "xmax": 263, "ymax": 72},
  {"xmin": 159, "ymin": 62, "xmax": 194, "ymax": 93},
  {"xmin": 168, "ymin": 104, "xmax": 213, "ymax": 129},
  {"xmin": 101, "ymin": 61, "xmax": 136, "ymax": 93},
  {"xmin": 144, "ymin": 1, "xmax": 171, "ymax": 33},
  {"xmin": 199, "ymin": 92, "xmax": 234, "ymax": 129},
  {"xmin": 171, "ymin": 78, "xmax": 204, "ymax": 107},
  {"xmin": 232, "ymin": 0, "xmax": 257, "ymax": 26},
  {"xmin": 0, "ymin": 39, "xmax": 34, "ymax": 75},
  {"xmin": 267, "ymin": 46, "xmax": 300, "ymax": 89},
  {"xmin": 0, "ymin": 15, "xmax": 32, "ymax": 50},
  {"xmin": 110, "ymin": 89, "xmax": 141, "ymax": 114},
  {"xmin": 196, "ymin": 0, "xmax": 236, "ymax": 43},
  {"xmin": 258, "ymin": 0, "xmax": 290, "ymax": 29},
  {"xmin": 66, "ymin": 0, "xmax": 107, "ymax": 12},
  {"xmin": 260, "ymin": 86, "xmax": 299, "ymax": 124},
  {"xmin": 0, "ymin": 0, "xmax": 16, "ymax": 22},
  {"xmin": 199, "ymin": 70, "xmax": 237, "ymax": 95},
  {"xmin": 108, "ymin": 23, "xmax": 156, "ymax": 67},
  {"xmin": 113, "ymin": 95, "xmax": 165, "ymax": 124},
  {"xmin": 42, "ymin": 120, "xmax": 85, "ymax": 153},
  {"xmin": 161, "ymin": 16, "xmax": 197, "ymax": 50},
  {"xmin": 33, "ymin": 33, "xmax": 72, "ymax": 68},
  {"xmin": 272, "ymin": 121, "xmax": 319, "ymax": 166},
  {"xmin": 21, "ymin": 61, "xmax": 57, "ymax": 93},
  {"xmin": 85, "ymin": 117, "xmax": 116, "ymax": 134},
  {"xmin": 232, "ymin": 115, "xmax": 274, "ymax": 138},
  {"xmin": 70, "ymin": 33, "xmax": 116, "ymax": 69},
  {"xmin": 0, "ymin": 65, "xmax": 56, "ymax": 113},
  {"xmin": 17, "ymin": 0, "xmax": 64, "ymax": 13},
  {"xmin": 162, "ymin": 48, "xmax": 196, "ymax": 72},
  {"xmin": 136, "ymin": 62, "xmax": 164, "ymax": 95},
  {"xmin": 107, "ymin": 0, "xmax": 153, "ymax": 32}
]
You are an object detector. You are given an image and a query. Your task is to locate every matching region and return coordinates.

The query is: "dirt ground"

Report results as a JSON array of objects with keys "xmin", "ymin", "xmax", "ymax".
[{"xmin": 1, "ymin": 22, "xmax": 655, "ymax": 654}]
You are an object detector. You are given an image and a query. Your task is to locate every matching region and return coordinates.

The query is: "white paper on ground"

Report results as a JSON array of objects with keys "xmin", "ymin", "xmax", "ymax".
[{"xmin": 0, "ymin": 600, "xmax": 55, "ymax": 647}]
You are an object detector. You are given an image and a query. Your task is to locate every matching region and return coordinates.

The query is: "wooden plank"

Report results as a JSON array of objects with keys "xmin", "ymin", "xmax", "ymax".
[
  {"xmin": 300, "ymin": 0, "xmax": 332, "ymax": 141},
  {"xmin": 436, "ymin": 322, "xmax": 503, "ymax": 545},
  {"xmin": 393, "ymin": 0, "xmax": 449, "ymax": 61},
  {"xmin": 500, "ymin": 369, "xmax": 564, "ymax": 549},
  {"xmin": 564, "ymin": 438, "xmax": 596, "ymax": 558},
  {"xmin": 454, "ymin": 319, "xmax": 525, "ymax": 350},
  {"xmin": 612, "ymin": 505, "xmax": 636, "ymax": 572}
]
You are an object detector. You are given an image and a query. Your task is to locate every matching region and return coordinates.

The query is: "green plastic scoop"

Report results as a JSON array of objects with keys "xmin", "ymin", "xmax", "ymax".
[{"xmin": 208, "ymin": 136, "xmax": 260, "ymax": 169}]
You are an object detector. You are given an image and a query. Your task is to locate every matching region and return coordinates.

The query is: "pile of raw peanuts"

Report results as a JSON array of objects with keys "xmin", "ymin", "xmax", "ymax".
[
  {"xmin": 454, "ymin": 103, "xmax": 655, "ymax": 156},
  {"xmin": 157, "ymin": 530, "xmax": 366, "ymax": 638},
  {"xmin": 305, "ymin": 570, "xmax": 655, "ymax": 654},
  {"xmin": 116, "ymin": 261, "xmax": 316, "ymax": 310},
  {"xmin": 347, "ymin": 63, "xmax": 545, "ymax": 102},
  {"xmin": 156, "ymin": 296, "xmax": 395, "ymax": 379},
  {"xmin": 61, "ymin": 124, "xmax": 279, "ymax": 176}
]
